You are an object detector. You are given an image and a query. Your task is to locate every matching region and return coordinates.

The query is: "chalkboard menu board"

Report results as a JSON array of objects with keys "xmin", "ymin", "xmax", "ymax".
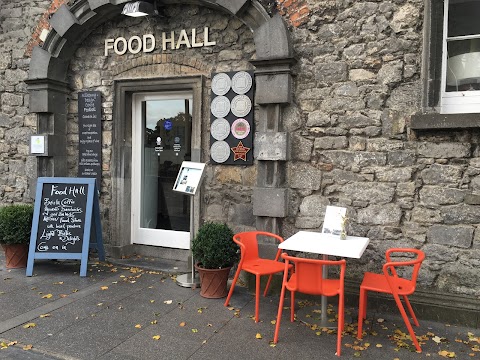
[
  {"xmin": 78, "ymin": 91, "xmax": 102, "ymax": 188},
  {"xmin": 26, "ymin": 177, "xmax": 104, "ymax": 277}
]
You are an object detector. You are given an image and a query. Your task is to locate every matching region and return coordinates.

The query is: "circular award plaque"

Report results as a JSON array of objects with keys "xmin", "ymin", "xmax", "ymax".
[
  {"xmin": 231, "ymin": 95, "xmax": 252, "ymax": 118},
  {"xmin": 231, "ymin": 118, "xmax": 250, "ymax": 139},
  {"xmin": 211, "ymin": 96, "xmax": 231, "ymax": 118},
  {"xmin": 212, "ymin": 73, "xmax": 231, "ymax": 96},
  {"xmin": 211, "ymin": 118, "xmax": 230, "ymax": 141},
  {"xmin": 232, "ymin": 71, "xmax": 252, "ymax": 94},
  {"xmin": 210, "ymin": 140, "xmax": 231, "ymax": 163}
]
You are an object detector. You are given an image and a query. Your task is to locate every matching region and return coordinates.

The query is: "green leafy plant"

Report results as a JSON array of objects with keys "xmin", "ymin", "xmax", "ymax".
[
  {"xmin": 0, "ymin": 204, "xmax": 34, "ymax": 245},
  {"xmin": 191, "ymin": 222, "xmax": 239, "ymax": 269}
]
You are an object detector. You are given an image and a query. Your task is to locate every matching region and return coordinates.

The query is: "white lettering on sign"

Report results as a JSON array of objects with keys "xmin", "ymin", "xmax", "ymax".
[
  {"xmin": 105, "ymin": 34, "xmax": 155, "ymax": 56},
  {"xmin": 104, "ymin": 28, "xmax": 215, "ymax": 56},
  {"xmin": 128, "ymin": 35, "xmax": 142, "ymax": 54},
  {"xmin": 143, "ymin": 34, "xmax": 155, "ymax": 52}
]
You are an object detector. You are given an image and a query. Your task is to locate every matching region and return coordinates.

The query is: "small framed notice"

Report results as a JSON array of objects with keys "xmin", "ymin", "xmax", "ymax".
[
  {"xmin": 30, "ymin": 135, "xmax": 45, "ymax": 155},
  {"xmin": 173, "ymin": 161, "xmax": 206, "ymax": 195}
]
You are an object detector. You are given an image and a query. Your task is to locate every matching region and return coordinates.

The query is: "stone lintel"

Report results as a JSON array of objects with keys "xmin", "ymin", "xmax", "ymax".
[
  {"xmin": 254, "ymin": 132, "xmax": 289, "ymax": 161},
  {"xmin": 253, "ymin": 187, "xmax": 288, "ymax": 218},
  {"xmin": 411, "ymin": 112, "xmax": 480, "ymax": 129}
]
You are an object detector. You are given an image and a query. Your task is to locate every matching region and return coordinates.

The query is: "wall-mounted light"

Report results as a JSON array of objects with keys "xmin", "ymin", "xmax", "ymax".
[{"xmin": 122, "ymin": 1, "xmax": 155, "ymax": 17}]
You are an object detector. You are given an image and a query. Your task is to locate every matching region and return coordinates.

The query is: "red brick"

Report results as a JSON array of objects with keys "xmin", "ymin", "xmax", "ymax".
[{"xmin": 297, "ymin": 6, "xmax": 309, "ymax": 16}]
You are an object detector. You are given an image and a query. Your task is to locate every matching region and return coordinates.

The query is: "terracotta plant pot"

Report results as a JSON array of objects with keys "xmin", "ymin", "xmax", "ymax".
[
  {"xmin": 2, "ymin": 243, "xmax": 29, "ymax": 269},
  {"xmin": 195, "ymin": 264, "xmax": 231, "ymax": 299}
]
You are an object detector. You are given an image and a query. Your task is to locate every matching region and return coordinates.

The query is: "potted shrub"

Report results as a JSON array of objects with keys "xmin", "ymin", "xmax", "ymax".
[
  {"xmin": 0, "ymin": 204, "xmax": 34, "ymax": 269},
  {"xmin": 192, "ymin": 221, "xmax": 239, "ymax": 298}
]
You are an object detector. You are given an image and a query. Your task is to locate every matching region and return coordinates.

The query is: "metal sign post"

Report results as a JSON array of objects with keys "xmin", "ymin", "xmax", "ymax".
[
  {"xmin": 172, "ymin": 161, "xmax": 205, "ymax": 288},
  {"xmin": 175, "ymin": 197, "xmax": 199, "ymax": 288}
]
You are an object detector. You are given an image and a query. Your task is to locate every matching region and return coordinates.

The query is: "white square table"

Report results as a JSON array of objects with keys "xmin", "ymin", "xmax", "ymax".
[
  {"xmin": 279, "ymin": 231, "xmax": 369, "ymax": 259},
  {"xmin": 278, "ymin": 231, "xmax": 370, "ymax": 326}
]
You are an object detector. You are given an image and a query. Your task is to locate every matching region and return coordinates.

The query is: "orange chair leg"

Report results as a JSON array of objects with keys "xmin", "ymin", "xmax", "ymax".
[
  {"xmin": 263, "ymin": 274, "xmax": 274, "ymax": 297},
  {"xmin": 336, "ymin": 293, "xmax": 344, "ymax": 356},
  {"xmin": 362, "ymin": 288, "xmax": 368, "ymax": 320},
  {"xmin": 393, "ymin": 294, "xmax": 422, "ymax": 352},
  {"xmin": 274, "ymin": 283, "xmax": 287, "ymax": 343},
  {"xmin": 357, "ymin": 287, "xmax": 366, "ymax": 339},
  {"xmin": 290, "ymin": 291, "xmax": 295, "ymax": 322},
  {"xmin": 403, "ymin": 295, "xmax": 419, "ymax": 326},
  {"xmin": 255, "ymin": 274, "xmax": 261, "ymax": 322},
  {"xmin": 224, "ymin": 266, "xmax": 242, "ymax": 307}
]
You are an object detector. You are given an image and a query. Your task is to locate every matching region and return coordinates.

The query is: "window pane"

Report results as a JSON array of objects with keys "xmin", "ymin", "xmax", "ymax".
[
  {"xmin": 448, "ymin": 0, "xmax": 480, "ymax": 37},
  {"xmin": 446, "ymin": 39, "xmax": 480, "ymax": 91}
]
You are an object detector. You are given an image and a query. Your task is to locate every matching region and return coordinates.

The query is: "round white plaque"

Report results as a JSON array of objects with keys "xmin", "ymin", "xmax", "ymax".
[
  {"xmin": 210, "ymin": 140, "xmax": 231, "ymax": 163},
  {"xmin": 212, "ymin": 73, "xmax": 231, "ymax": 96},
  {"xmin": 211, "ymin": 96, "xmax": 231, "ymax": 118},
  {"xmin": 231, "ymin": 95, "xmax": 252, "ymax": 118},
  {"xmin": 232, "ymin": 71, "xmax": 252, "ymax": 94},
  {"xmin": 211, "ymin": 118, "xmax": 230, "ymax": 141}
]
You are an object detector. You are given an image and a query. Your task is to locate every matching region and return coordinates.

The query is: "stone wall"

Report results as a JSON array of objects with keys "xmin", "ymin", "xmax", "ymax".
[
  {"xmin": 0, "ymin": 1, "xmax": 45, "ymax": 203},
  {"xmin": 282, "ymin": 0, "xmax": 480, "ymax": 297},
  {"xmin": 1, "ymin": 0, "xmax": 480, "ymax": 308}
]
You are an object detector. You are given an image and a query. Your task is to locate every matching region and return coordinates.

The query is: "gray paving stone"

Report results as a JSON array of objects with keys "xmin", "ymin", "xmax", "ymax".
[{"xmin": 1, "ymin": 252, "xmax": 478, "ymax": 360}]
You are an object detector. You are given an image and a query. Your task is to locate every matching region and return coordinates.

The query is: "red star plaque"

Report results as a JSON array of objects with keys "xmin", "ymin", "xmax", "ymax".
[{"xmin": 231, "ymin": 141, "xmax": 250, "ymax": 161}]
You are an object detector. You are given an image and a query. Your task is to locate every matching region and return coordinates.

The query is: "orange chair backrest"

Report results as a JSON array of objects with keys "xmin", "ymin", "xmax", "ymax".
[
  {"xmin": 233, "ymin": 232, "xmax": 260, "ymax": 262},
  {"xmin": 281, "ymin": 253, "xmax": 346, "ymax": 296},
  {"xmin": 383, "ymin": 248, "xmax": 425, "ymax": 293},
  {"xmin": 233, "ymin": 231, "xmax": 284, "ymax": 263}
]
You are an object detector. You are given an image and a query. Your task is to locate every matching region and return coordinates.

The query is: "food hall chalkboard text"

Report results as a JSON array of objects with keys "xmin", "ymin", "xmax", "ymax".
[
  {"xmin": 26, "ymin": 177, "xmax": 104, "ymax": 277},
  {"xmin": 38, "ymin": 184, "xmax": 86, "ymax": 254}
]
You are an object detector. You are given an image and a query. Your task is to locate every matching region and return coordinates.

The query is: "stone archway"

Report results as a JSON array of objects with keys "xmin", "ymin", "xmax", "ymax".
[{"xmin": 26, "ymin": 0, "xmax": 295, "ymax": 237}]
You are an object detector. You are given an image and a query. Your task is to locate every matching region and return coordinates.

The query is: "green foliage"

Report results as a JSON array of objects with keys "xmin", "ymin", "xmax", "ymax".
[
  {"xmin": 0, "ymin": 204, "xmax": 34, "ymax": 245},
  {"xmin": 191, "ymin": 222, "xmax": 239, "ymax": 269}
]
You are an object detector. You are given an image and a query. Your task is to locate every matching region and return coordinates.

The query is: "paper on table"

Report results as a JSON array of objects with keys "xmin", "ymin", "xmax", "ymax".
[{"xmin": 321, "ymin": 205, "xmax": 347, "ymax": 236}]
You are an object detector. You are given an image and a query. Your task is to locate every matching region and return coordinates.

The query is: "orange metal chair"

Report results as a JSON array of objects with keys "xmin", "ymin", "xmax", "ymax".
[
  {"xmin": 274, "ymin": 253, "xmax": 346, "ymax": 356},
  {"xmin": 224, "ymin": 231, "xmax": 289, "ymax": 323},
  {"xmin": 357, "ymin": 248, "xmax": 425, "ymax": 352}
]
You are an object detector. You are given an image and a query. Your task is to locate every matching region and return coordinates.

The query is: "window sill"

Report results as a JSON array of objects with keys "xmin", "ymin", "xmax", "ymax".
[{"xmin": 411, "ymin": 113, "xmax": 480, "ymax": 129}]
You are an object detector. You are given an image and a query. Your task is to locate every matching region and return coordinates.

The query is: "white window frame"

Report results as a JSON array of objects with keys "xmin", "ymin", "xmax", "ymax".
[{"xmin": 440, "ymin": 0, "xmax": 480, "ymax": 114}]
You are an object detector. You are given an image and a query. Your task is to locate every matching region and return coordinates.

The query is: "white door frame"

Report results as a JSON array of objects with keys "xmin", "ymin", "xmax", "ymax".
[{"xmin": 131, "ymin": 91, "xmax": 193, "ymax": 249}]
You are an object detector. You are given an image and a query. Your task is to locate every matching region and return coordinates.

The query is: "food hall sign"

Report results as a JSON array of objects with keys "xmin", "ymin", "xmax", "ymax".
[{"xmin": 104, "ymin": 27, "xmax": 216, "ymax": 56}]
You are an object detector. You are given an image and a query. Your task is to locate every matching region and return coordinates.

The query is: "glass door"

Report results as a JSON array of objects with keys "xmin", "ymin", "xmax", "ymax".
[{"xmin": 132, "ymin": 92, "xmax": 193, "ymax": 249}]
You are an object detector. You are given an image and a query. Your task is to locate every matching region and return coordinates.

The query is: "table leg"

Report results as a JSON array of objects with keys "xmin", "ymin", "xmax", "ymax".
[{"xmin": 319, "ymin": 254, "xmax": 335, "ymax": 328}]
